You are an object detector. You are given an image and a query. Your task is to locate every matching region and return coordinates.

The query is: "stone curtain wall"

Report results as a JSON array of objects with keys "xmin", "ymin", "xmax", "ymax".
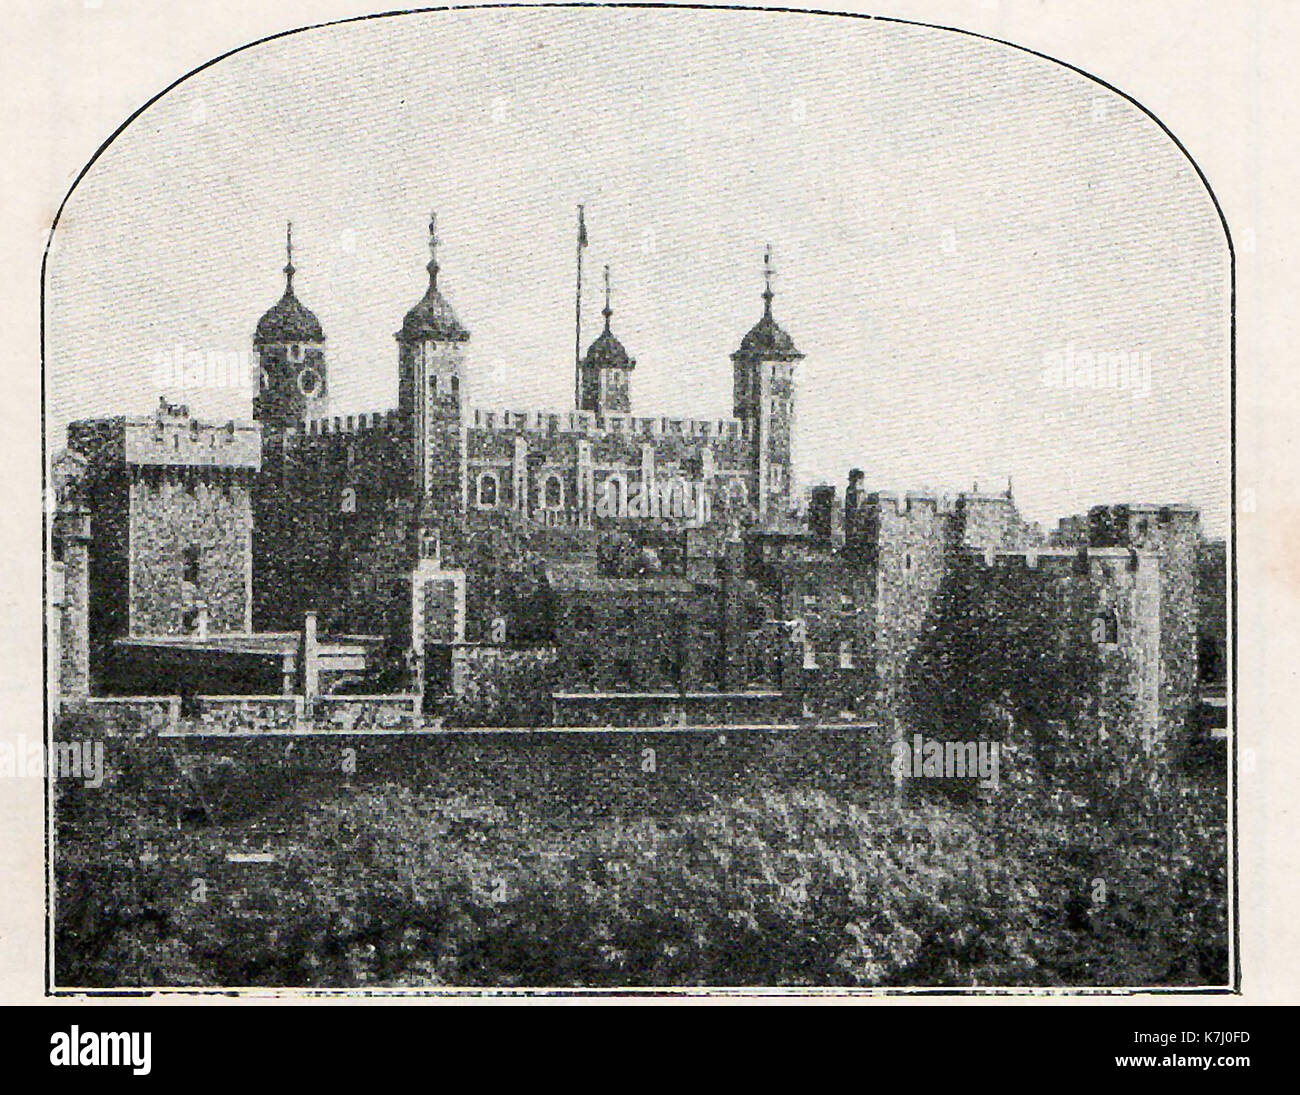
[
  {"xmin": 66, "ymin": 420, "xmax": 132, "ymax": 680},
  {"xmin": 551, "ymin": 583, "xmax": 719, "ymax": 695},
  {"xmin": 445, "ymin": 646, "xmax": 559, "ymax": 726},
  {"xmin": 762, "ymin": 552, "xmax": 877, "ymax": 719},
  {"xmin": 314, "ymin": 695, "xmax": 422, "ymax": 733},
  {"xmin": 903, "ymin": 549, "xmax": 1164, "ymax": 794},
  {"xmin": 186, "ymin": 696, "xmax": 302, "ymax": 735},
  {"xmin": 1088, "ymin": 505, "xmax": 1202, "ymax": 737},
  {"xmin": 463, "ymin": 415, "xmax": 753, "ymax": 530},
  {"xmin": 129, "ymin": 472, "xmax": 254, "ymax": 636},
  {"xmin": 84, "ymin": 696, "xmax": 180, "ymax": 735},
  {"xmin": 78, "ymin": 695, "xmax": 422, "ymax": 735},
  {"xmin": 53, "ymin": 724, "xmax": 897, "ymax": 830},
  {"xmin": 253, "ymin": 417, "xmax": 416, "ymax": 635},
  {"xmin": 869, "ymin": 495, "xmax": 953, "ymax": 711},
  {"xmin": 550, "ymin": 691, "xmax": 799, "ymax": 727},
  {"xmin": 448, "ymin": 518, "xmax": 578, "ymax": 645}
]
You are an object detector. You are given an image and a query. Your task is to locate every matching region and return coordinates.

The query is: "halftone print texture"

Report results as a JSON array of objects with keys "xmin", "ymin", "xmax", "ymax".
[{"xmin": 46, "ymin": 7, "xmax": 1230, "ymax": 995}]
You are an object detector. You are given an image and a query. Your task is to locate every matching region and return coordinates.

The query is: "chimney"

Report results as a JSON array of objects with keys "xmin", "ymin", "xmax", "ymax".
[
  {"xmin": 844, "ymin": 468, "xmax": 868, "ymax": 559},
  {"xmin": 809, "ymin": 484, "xmax": 835, "ymax": 541}
]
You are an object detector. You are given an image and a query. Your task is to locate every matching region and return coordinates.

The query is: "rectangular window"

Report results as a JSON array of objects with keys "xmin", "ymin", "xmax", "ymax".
[{"xmin": 182, "ymin": 545, "xmax": 200, "ymax": 585}]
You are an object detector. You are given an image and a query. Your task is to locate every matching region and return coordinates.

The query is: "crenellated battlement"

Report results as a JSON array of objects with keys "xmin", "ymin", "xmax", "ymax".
[
  {"xmin": 115, "ymin": 404, "xmax": 261, "ymax": 471},
  {"xmin": 470, "ymin": 406, "xmax": 751, "ymax": 442},
  {"xmin": 861, "ymin": 490, "xmax": 956, "ymax": 516},
  {"xmin": 1083, "ymin": 502, "xmax": 1201, "ymax": 549},
  {"xmin": 958, "ymin": 545, "xmax": 1156, "ymax": 575},
  {"xmin": 298, "ymin": 410, "xmax": 403, "ymax": 437},
  {"xmin": 856, "ymin": 489, "xmax": 1024, "ymax": 517}
]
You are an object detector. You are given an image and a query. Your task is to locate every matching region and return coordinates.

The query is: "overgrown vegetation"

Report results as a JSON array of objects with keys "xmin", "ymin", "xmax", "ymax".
[{"xmin": 55, "ymin": 744, "xmax": 1227, "ymax": 988}]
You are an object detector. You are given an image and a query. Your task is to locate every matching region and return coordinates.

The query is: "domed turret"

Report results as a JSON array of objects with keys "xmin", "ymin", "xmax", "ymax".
[
  {"xmin": 732, "ymin": 246, "xmax": 802, "ymax": 363},
  {"xmin": 395, "ymin": 211, "xmax": 470, "ymax": 494},
  {"xmin": 582, "ymin": 325, "xmax": 634, "ymax": 370},
  {"xmin": 732, "ymin": 245, "xmax": 802, "ymax": 526},
  {"xmin": 252, "ymin": 223, "xmax": 328, "ymax": 426},
  {"xmin": 734, "ymin": 309, "xmax": 802, "ymax": 361},
  {"xmin": 578, "ymin": 265, "xmax": 634, "ymax": 414},
  {"xmin": 398, "ymin": 213, "xmax": 469, "ymax": 344},
  {"xmin": 254, "ymin": 259, "xmax": 324, "ymax": 345}
]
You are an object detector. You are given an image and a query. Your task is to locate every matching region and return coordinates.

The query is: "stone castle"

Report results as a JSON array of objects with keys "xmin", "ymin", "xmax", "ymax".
[{"xmin": 49, "ymin": 213, "xmax": 1226, "ymax": 764}]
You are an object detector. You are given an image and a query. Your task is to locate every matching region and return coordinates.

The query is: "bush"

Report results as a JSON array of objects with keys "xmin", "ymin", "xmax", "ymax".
[{"xmin": 55, "ymin": 770, "xmax": 1227, "ymax": 988}]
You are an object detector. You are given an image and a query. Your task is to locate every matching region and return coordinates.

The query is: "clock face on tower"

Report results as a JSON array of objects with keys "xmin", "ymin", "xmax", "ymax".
[{"xmin": 297, "ymin": 366, "xmax": 322, "ymax": 397}]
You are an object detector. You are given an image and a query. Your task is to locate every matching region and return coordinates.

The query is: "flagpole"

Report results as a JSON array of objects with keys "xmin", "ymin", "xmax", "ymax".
[{"xmin": 575, "ymin": 204, "xmax": 586, "ymax": 410}]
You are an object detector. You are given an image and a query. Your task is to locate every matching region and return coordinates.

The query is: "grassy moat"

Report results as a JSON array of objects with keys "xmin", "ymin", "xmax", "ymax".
[{"xmin": 52, "ymin": 718, "xmax": 1228, "ymax": 990}]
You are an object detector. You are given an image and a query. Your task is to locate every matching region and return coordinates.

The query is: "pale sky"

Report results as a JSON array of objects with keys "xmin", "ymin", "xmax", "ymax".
[{"xmin": 45, "ymin": 7, "xmax": 1230, "ymax": 534}]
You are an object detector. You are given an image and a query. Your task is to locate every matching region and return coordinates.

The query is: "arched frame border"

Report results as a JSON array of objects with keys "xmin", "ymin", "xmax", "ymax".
[{"xmin": 39, "ymin": 3, "xmax": 1237, "ymax": 997}]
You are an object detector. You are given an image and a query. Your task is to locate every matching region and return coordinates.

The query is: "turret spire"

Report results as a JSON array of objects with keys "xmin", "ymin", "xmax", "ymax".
[
  {"xmin": 284, "ymin": 221, "xmax": 296, "ymax": 290},
  {"xmin": 255, "ymin": 221, "xmax": 324, "ymax": 347},
  {"xmin": 578, "ymin": 261, "xmax": 634, "ymax": 413},
  {"xmin": 731, "ymin": 242, "xmax": 801, "ymax": 363},
  {"xmin": 397, "ymin": 210, "xmax": 468, "ymax": 344},
  {"xmin": 762, "ymin": 243, "xmax": 774, "ymax": 317},
  {"xmin": 426, "ymin": 210, "xmax": 440, "ymax": 289}
]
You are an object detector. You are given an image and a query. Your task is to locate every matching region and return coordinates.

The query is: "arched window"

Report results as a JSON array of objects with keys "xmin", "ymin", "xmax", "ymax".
[
  {"xmin": 419, "ymin": 528, "xmax": 440, "ymax": 561},
  {"xmin": 544, "ymin": 473, "xmax": 564, "ymax": 510},
  {"xmin": 181, "ymin": 545, "xmax": 200, "ymax": 586},
  {"xmin": 476, "ymin": 471, "xmax": 499, "ymax": 509}
]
